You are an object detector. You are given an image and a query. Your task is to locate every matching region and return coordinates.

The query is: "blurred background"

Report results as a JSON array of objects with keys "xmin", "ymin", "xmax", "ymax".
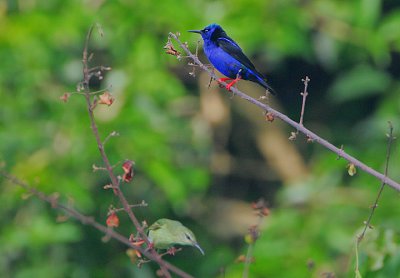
[{"xmin": 1, "ymin": 0, "xmax": 400, "ymax": 277}]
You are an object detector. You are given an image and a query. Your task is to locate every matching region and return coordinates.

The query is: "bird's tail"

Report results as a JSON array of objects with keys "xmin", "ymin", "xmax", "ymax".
[{"xmin": 256, "ymin": 76, "xmax": 276, "ymax": 95}]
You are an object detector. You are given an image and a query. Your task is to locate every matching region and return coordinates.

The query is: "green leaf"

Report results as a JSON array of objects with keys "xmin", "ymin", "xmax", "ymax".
[{"xmin": 328, "ymin": 65, "xmax": 390, "ymax": 103}]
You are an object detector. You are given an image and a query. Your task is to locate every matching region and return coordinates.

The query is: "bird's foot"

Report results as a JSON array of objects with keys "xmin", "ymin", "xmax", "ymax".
[
  {"xmin": 217, "ymin": 77, "xmax": 232, "ymax": 83},
  {"xmin": 226, "ymin": 77, "xmax": 241, "ymax": 91},
  {"xmin": 145, "ymin": 242, "xmax": 154, "ymax": 252},
  {"xmin": 217, "ymin": 77, "xmax": 232, "ymax": 88},
  {"xmin": 167, "ymin": 247, "xmax": 178, "ymax": 256}
]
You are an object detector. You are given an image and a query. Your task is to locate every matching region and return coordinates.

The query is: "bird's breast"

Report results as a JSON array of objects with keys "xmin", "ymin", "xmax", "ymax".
[{"xmin": 205, "ymin": 47, "xmax": 243, "ymax": 79}]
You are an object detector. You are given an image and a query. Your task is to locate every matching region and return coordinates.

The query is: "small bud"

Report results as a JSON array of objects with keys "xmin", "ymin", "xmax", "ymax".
[
  {"xmin": 126, "ymin": 248, "xmax": 138, "ymax": 263},
  {"xmin": 98, "ymin": 91, "xmax": 114, "ymax": 106},
  {"xmin": 106, "ymin": 212, "xmax": 119, "ymax": 227},
  {"xmin": 122, "ymin": 160, "xmax": 135, "ymax": 183},
  {"xmin": 60, "ymin": 93, "xmax": 71, "ymax": 102},
  {"xmin": 164, "ymin": 41, "xmax": 181, "ymax": 57},
  {"xmin": 265, "ymin": 112, "xmax": 275, "ymax": 122},
  {"xmin": 235, "ymin": 254, "xmax": 246, "ymax": 263},
  {"xmin": 235, "ymin": 254, "xmax": 255, "ymax": 264},
  {"xmin": 289, "ymin": 132, "xmax": 297, "ymax": 141},
  {"xmin": 347, "ymin": 163, "xmax": 357, "ymax": 176},
  {"xmin": 244, "ymin": 233, "xmax": 254, "ymax": 244}
]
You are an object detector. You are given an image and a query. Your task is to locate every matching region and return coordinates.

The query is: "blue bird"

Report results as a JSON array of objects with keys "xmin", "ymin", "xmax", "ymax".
[{"xmin": 189, "ymin": 23, "xmax": 275, "ymax": 94}]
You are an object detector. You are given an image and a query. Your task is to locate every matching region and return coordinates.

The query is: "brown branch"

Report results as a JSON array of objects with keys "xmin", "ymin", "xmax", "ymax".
[
  {"xmin": 299, "ymin": 76, "xmax": 310, "ymax": 128},
  {"xmin": 108, "ymin": 201, "xmax": 149, "ymax": 215},
  {"xmin": 80, "ymin": 25, "xmax": 187, "ymax": 278},
  {"xmin": 358, "ymin": 122, "xmax": 395, "ymax": 243},
  {"xmin": 354, "ymin": 122, "xmax": 395, "ymax": 275},
  {"xmin": 0, "ymin": 171, "xmax": 194, "ymax": 278},
  {"xmin": 168, "ymin": 32, "xmax": 400, "ymax": 192}
]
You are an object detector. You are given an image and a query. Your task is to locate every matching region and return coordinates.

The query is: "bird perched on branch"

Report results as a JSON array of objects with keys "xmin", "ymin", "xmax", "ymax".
[
  {"xmin": 148, "ymin": 218, "xmax": 204, "ymax": 255},
  {"xmin": 189, "ymin": 23, "xmax": 275, "ymax": 94}
]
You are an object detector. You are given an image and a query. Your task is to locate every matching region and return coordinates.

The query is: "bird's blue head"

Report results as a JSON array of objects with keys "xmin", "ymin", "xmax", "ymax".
[{"xmin": 189, "ymin": 23, "xmax": 226, "ymax": 42}]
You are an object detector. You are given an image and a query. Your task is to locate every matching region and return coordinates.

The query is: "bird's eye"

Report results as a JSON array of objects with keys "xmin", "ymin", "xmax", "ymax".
[
  {"xmin": 203, "ymin": 29, "xmax": 209, "ymax": 33},
  {"xmin": 185, "ymin": 233, "xmax": 192, "ymax": 240}
]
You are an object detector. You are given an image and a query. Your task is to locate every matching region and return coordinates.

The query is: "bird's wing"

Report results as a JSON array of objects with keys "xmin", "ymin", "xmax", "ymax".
[{"xmin": 217, "ymin": 37, "xmax": 258, "ymax": 72}]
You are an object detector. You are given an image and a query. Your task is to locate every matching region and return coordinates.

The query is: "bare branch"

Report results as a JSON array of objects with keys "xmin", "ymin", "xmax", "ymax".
[
  {"xmin": 299, "ymin": 76, "xmax": 310, "ymax": 128},
  {"xmin": 354, "ymin": 122, "xmax": 395, "ymax": 275},
  {"xmin": 358, "ymin": 122, "xmax": 395, "ymax": 243},
  {"xmin": 168, "ymin": 32, "xmax": 400, "ymax": 192},
  {"xmin": 79, "ymin": 25, "xmax": 185, "ymax": 278},
  {"xmin": 0, "ymin": 171, "xmax": 194, "ymax": 278}
]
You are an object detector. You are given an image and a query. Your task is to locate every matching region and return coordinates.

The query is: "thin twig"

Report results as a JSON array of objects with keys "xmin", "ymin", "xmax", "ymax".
[
  {"xmin": 354, "ymin": 122, "xmax": 395, "ymax": 275},
  {"xmin": 299, "ymin": 76, "xmax": 310, "ymax": 127},
  {"xmin": 0, "ymin": 171, "xmax": 194, "ymax": 278},
  {"xmin": 109, "ymin": 201, "xmax": 148, "ymax": 214},
  {"xmin": 81, "ymin": 25, "xmax": 172, "ymax": 278},
  {"xmin": 242, "ymin": 243, "xmax": 254, "ymax": 278},
  {"xmin": 103, "ymin": 131, "xmax": 119, "ymax": 146},
  {"xmin": 169, "ymin": 32, "xmax": 400, "ymax": 192},
  {"xmin": 242, "ymin": 200, "xmax": 269, "ymax": 278},
  {"xmin": 358, "ymin": 122, "xmax": 395, "ymax": 241}
]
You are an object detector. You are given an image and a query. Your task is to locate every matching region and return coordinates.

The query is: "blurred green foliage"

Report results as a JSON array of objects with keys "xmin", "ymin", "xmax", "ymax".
[{"xmin": 1, "ymin": 0, "xmax": 400, "ymax": 277}]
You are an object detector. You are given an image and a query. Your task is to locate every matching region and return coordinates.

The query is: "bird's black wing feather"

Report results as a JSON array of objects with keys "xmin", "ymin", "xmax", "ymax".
[{"xmin": 217, "ymin": 37, "xmax": 260, "ymax": 74}]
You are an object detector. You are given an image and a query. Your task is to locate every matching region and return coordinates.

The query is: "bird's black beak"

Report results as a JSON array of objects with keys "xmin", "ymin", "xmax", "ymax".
[
  {"xmin": 188, "ymin": 30, "xmax": 202, "ymax": 34},
  {"xmin": 194, "ymin": 242, "xmax": 205, "ymax": 255}
]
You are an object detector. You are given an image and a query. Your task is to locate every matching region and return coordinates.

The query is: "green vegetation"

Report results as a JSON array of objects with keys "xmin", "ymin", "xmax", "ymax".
[{"xmin": 1, "ymin": 0, "xmax": 400, "ymax": 277}]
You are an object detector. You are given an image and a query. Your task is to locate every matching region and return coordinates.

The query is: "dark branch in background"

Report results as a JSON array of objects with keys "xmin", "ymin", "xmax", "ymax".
[
  {"xmin": 241, "ymin": 200, "xmax": 270, "ymax": 278},
  {"xmin": 168, "ymin": 32, "xmax": 400, "ymax": 192},
  {"xmin": 80, "ymin": 24, "xmax": 194, "ymax": 278},
  {"xmin": 355, "ymin": 122, "xmax": 395, "ymax": 275},
  {"xmin": 0, "ymin": 171, "xmax": 193, "ymax": 278}
]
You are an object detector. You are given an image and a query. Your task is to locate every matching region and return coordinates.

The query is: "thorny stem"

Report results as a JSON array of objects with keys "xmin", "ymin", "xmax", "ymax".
[
  {"xmin": 0, "ymin": 171, "xmax": 194, "ymax": 278},
  {"xmin": 169, "ymin": 32, "xmax": 400, "ymax": 193}
]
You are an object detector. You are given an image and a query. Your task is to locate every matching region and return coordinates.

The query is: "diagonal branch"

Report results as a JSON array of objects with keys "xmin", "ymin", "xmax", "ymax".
[
  {"xmin": 82, "ymin": 24, "xmax": 150, "ymax": 245},
  {"xmin": 0, "ymin": 170, "xmax": 194, "ymax": 278},
  {"xmin": 80, "ymin": 25, "xmax": 184, "ymax": 278},
  {"xmin": 168, "ymin": 32, "xmax": 400, "ymax": 192}
]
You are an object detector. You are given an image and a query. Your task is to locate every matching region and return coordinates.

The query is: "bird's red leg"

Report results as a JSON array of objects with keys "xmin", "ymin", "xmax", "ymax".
[
  {"xmin": 216, "ymin": 77, "xmax": 233, "ymax": 88},
  {"xmin": 226, "ymin": 76, "xmax": 241, "ymax": 91},
  {"xmin": 167, "ymin": 247, "xmax": 177, "ymax": 256},
  {"xmin": 217, "ymin": 77, "xmax": 232, "ymax": 82}
]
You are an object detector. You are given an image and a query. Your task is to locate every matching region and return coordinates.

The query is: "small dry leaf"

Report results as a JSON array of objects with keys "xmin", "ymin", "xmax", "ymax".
[
  {"xmin": 122, "ymin": 160, "xmax": 135, "ymax": 183},
  {"xmin": 235, "ymin": 254, "xmax": 246, "ymax": 263},
  {"xmin": 164, "ymin": 41, "xmax": 181, "ymax": 57},
  {"xmin": 156, "ymin": 269, "xmax": 165, "ymax": 277},
  {"xmin": 265, "ymin": 112, "xmax": 275, "ymax": 122},
  {"xmin": 60, "ymin": 93, "xmax": 71, "ymax": 102},
  {"xmin": 347, "ymin": 163, "xmax": 357, "ymax": 176},
  {"xmin": 235, "ymin": 254, "xmax": 255, "ymax": 264},
  {"xmin": 98, "ymin": 91, "xmax": 114, "ymax": 106},
  {"xmin": 289, "ymin": 131, "xmax": 297, "ymax": 141},
  {"xmin": 106, "ymin": 212, "xmax": 119, "ymax": 227},
  {"xmin": 244, "ymin": 225, "xmax": 259, "ymax": 244},
  {"xmin": 126, "ymin": 248, "xmax": 138, "ymax": 263},
  {"xmin": 251, "ymin": 198, "xmax": 270, "ymax": 216}
]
